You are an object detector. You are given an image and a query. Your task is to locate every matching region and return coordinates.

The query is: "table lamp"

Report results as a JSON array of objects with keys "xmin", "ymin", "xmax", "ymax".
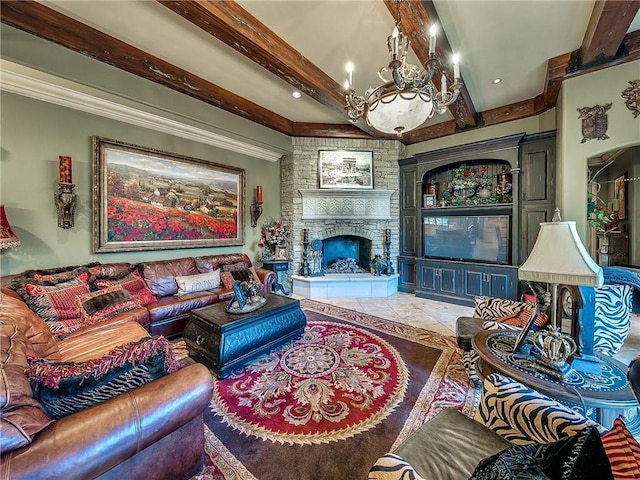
[{"xmin": 518, "ymin": 209, "xmax": 603, "ymax": 379}]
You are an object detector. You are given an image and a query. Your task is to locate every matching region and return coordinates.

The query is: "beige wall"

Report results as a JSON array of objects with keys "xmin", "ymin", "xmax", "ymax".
[
  {"xmin": 0, "ymin": 91, "xmax": 282, "ymax": 275},
  {"xmin": 558, "ymin": 60, "xmax": 640, "ymax": 240}
]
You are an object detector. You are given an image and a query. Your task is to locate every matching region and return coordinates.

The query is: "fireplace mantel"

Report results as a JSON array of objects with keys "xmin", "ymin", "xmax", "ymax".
[{"xmin": 299, "ymin": 189, "xmax": 394, "ymax": 220}]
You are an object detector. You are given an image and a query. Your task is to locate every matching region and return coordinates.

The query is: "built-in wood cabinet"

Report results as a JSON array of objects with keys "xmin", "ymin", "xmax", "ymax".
[
  {"xmin": 398, "ymin": 132, "xmax": 556, "ymax": 306},
  {"xmin": 519, "ymin": 131, "xmax": 557, "ymax": 264},
  {"xmin": 415, "ymin": 258, "xmax": 518, "ymax": 306}
]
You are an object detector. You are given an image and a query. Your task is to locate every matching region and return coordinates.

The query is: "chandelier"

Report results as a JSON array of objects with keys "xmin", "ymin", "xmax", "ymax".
[{"xmin": 345, "ymin": 24, "xmax": 462, "ymax": 137}]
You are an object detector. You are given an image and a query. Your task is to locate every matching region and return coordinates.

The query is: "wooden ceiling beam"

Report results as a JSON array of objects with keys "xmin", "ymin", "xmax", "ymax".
[
  {"xmin": 292, "ymin": 123, "xmax": 374, "ymax": 139},
  {"xmin": 581, "ymin": 0, "xmax": 639, "ymax": 65},
  {"xmin": 0, "ymin": 1, "xmax": 295, "ymax": 135},
  {"xmin": 384, "ymin": 0, "xmax": 477, "ymax": 130},
  {"xmin": 157, "ymin": 0, "xmax": 382, "ymax": 138}
]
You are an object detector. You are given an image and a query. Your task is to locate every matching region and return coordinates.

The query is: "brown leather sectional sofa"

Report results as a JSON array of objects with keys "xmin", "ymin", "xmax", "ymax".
[{"xmin": 0, "ymin": 252, "xmax": 275, "ymax": 479}]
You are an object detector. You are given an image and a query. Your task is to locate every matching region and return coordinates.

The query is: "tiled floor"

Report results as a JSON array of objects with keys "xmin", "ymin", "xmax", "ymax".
[{"xmin": 302, "ymin": 292, "xmax": 640, "ymax": 368}]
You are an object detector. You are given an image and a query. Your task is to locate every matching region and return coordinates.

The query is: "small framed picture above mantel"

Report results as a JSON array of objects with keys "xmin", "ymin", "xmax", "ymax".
[{"xmin": 318, "ymin": 150, "xmax": 373, "ymax": 189}]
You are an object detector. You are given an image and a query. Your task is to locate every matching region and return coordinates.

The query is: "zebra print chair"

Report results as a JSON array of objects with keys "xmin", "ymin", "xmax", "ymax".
[{"xmin": 369, "ymin": 373, "xmax": 598, "ymax": 480}]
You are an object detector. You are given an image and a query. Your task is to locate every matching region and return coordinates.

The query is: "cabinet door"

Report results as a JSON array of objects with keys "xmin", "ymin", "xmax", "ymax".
[
  {"xmin": 462, "ymin": 265, "xmax": 518, "ymax": 300},
  {"xmin": 417, "ymin": 261, "xmax": 439, "ymax": 292},
  {"xmin": 439, "ymin": 266, "xmax": 459, "ymax": 295},
  {"xmin": 519, "ymin": 132, "xmax": 556, "ymax": 263},
  {"xmin": 398, "ymin": 256, "xmax": 416, "ymax": 293},
  {"xmin": 463, "ymin": 269, "xmax": 485, "ymax": 297},
  {"xmin": 400, "ymin": 165, "xmax": 418, "ymax": 256},
  {"xmin": 485, "ymin": 269, "xmax": 516, "ymax": 299}
]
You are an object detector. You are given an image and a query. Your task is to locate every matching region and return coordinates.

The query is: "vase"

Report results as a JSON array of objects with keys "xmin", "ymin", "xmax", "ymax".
[
  {"xmin": 454, "ymin": 186, "xmax": 476, "ymax": 200},
  {"xmin": 478, "ymin": 188, "xmax": 492, "ymax": 199}
]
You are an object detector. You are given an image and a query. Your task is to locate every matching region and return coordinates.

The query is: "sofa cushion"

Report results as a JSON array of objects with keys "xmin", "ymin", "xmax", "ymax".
[
  {"xmin": 91, "ymin": 267, "xmax": 156, "ymax": 306},
  {"xmin": 494, "ymin": 309, "xmax": 548, "ymax": 328},
  {"xmin": 27, "ymin": 335, "xmax": 180, "ymax": 419},
  {"xmin": 175, "ymin": 270, "xmax": 221, "ymax": 295},
  {"xmin": 146, "ymin": 292, "xmax": 219, "ymax": 324},
  {"xmin": 75, "ymin": 288, "xmax": 140, "ymax": 324},
  {"xmin": 1, "ymin": 323, "xmax": 53, "ymax": 453},
  {"xmin": 13, "ymin": 272, "xmax": 91, "ymax": 338},
  {"xmin": 471, "ymin": 425, "xmax": 612, "ymax": 480},
  {"xmin": 0, "ymin": 294, "xmax": 60, "ymax": 360},
  {"xmin": 196, "ymin": 253, "xmax": 252, "ymax": 274},
  {"xmin": 141, "ymin": 258, "xmax": 198, "ymax": 297},
  {"xmin": 601, "ymin": 417, "xmax": 640, "ymax": 479}
]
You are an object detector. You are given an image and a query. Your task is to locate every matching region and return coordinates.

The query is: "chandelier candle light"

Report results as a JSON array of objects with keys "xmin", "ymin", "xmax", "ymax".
[{"xmin": 345, "ymin": 23, "xmax": 462, "ymax": 136}]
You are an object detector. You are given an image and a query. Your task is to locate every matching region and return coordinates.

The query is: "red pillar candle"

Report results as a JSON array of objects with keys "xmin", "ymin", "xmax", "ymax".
[
  {"xmin": 256, "ymin": 185, "xmax": 263, "ymax": 203},
  {"xmin": 59, "ymin": 156, "xmax": 72, "ymax": 184}
]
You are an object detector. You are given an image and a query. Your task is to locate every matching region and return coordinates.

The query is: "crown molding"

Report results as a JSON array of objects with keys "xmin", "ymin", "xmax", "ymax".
[{"xmin": 0, "ymin": 61, "xmax": 285, "ymax": 162}]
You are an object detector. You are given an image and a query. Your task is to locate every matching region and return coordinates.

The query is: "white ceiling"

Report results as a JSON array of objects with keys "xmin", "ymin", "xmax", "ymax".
[{"xmin": 35, "ymin": 1, "xmax": 640, "ymax": 132}]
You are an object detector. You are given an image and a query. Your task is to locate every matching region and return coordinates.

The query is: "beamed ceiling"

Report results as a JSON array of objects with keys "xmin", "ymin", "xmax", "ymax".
[{"xmin": 1, "ymin": 0, "xmax": 639, "ymax": 145}]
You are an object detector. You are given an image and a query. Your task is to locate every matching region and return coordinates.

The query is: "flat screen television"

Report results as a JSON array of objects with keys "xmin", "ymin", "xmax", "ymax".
[{"xmin": 423, "ymin": 215, "xmax": 510, "ymax": 264}]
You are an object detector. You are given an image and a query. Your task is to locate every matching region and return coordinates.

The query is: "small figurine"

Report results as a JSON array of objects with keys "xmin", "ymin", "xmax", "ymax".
[{"xmin": 371, "ymin": 254, "xmax": 387, "ymax": 276}]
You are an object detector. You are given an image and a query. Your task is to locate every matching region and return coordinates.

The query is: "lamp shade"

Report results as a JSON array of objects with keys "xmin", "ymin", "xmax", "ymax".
[
  {"xmin": 518, "ymin": 220, "xmax": 603, "ymax": 287},
  {"xmin": 0, "ymin": 205, "xmax": 21, "ymax": 250}
]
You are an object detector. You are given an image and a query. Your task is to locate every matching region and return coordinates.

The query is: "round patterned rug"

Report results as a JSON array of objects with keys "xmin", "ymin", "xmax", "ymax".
[{"xmin": 211, "ymin": 320, "xmax": 409, "ymax": 445}]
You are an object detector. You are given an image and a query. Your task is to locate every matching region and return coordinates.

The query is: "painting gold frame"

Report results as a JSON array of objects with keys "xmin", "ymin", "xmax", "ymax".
[{"xmin": 93, "ymin": 136, "xmax": 245, "ymax": 253}]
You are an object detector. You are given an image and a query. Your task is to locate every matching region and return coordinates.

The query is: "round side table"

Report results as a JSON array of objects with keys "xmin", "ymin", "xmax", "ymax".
[{"xmin": 472, "ymin": 329, "xmax": 640, "ymax": 434}]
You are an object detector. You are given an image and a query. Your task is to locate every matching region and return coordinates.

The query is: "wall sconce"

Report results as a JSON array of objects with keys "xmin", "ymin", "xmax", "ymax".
[
  {"xmin": 250, "ymin": 185, "xmax": 263, "ymax": 228},
  {"xmin": 55, "ymin": 155, "xmax": 77, "ymax": 229}
]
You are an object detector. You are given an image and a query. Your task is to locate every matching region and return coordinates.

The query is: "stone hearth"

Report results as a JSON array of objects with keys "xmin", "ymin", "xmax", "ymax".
[{"xmin": 291, "ymin": 273, "xmax": 399, "ymax": 299}]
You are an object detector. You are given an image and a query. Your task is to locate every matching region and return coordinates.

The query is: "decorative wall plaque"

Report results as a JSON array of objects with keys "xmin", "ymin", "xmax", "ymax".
[
  {"xmin": 577, "ymin": 103, "xmax": 612, "ymax": 143},
  {"xmin": 621, "ymin": 80, "xmax": 640, "ymax": 118}
]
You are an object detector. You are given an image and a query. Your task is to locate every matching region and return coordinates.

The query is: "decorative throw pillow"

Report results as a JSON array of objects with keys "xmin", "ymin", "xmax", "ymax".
[
  {"xmin": 601, "ymin": 417, "xmax": 640, "ymax": 479},
  {"xmin": 470, "ymin": 426, "xmax": 612, "ymax": 480},
  {"xmin": 91, "ymin": 268, "xmax": 156, "ymax": 306},
  {"xmin": 74, "ymin": 287, "xmax": 140, "ymax": 324},
  {"xmin": 13, "ymin": 272, "xmax": 91, "ymax": 338},
  {"xmin": 474, "ymin": 296, "xmax": 534, "ymax": 321},
  {"xmin": 23, "ymin": 263, "xmax": 103, "ymax": 281},
  {"xmin": 495, "ymin": 309, "xmax": 548, "ymax": 329},
  {"xmin": 175, "ymin": 270, "xmax": 221, "ymax": 295},
  {"xmin": 368, "ymin": 453, "xmax": 426, "ymax": 480},
  {"xmin": 221, "ymin": 261, "xmax": 250, "ymax": 272},
  {"xmin": 26, "ymin": 336, "xmax": 180, "ymax": 419},
  {"xmin": 220, "ymin": 267, "xmax": 262, "ymax": 289},
  {"xmin": 475, "ymin": 374, "xmax": 597, "ymax": 446}
]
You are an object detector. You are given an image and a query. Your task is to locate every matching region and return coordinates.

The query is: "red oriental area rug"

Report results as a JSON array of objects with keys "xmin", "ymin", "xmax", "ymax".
[{"xmin": 178, "ymin": 299, "xmax": 480, "ymax": 480}]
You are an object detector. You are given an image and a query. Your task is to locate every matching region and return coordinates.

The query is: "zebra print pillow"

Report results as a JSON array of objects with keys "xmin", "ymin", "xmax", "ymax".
[
  {"xmin": 26, "ymin": 336, "xmax": 180, "ymax": 419},
  {"xmin": 593, "ymin": 285, "xmax": 633, "ymax": 356},
  {"xmin": 475, "ymin": 373, "xmax": 597, "ymax": 445},
  {"xmin": 368, "ymin": 453, "xmax": 425, "ymax": 480},
  {"xmin": 474, "ymin": 297, "xmax": 534, "ymax": 321}
]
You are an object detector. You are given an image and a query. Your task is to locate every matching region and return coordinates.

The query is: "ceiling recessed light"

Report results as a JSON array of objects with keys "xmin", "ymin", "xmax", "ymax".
[
  {"xmin": 492, "ymin": 78, "xmax": 503, "ymax": 84},
  {"xmin": 292, "ymin": 91, "xmax": 302, "ymax": 99}
]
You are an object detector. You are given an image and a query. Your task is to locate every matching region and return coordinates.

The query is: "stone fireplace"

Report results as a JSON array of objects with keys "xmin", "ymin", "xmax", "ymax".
[{"xmin": 279, "ymin": 137, "xmax": 405, "ymax": 298}]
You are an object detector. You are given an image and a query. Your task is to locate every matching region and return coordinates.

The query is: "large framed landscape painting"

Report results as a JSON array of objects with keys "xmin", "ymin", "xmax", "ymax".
[{"xmin": 93, "ymin": 137, "xmax": 244, "ymax": 253}]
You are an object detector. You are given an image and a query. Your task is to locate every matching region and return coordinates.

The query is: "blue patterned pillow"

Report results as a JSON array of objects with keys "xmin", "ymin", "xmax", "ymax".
[{"xmin": 26, "ymin": 336, "xmax": 179, "ymax": 419}]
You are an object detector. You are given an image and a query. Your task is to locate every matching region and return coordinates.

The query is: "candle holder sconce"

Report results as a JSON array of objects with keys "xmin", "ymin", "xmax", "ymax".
[
  {"xmin": 55, "ymin": 183, "xmax": 77, "ymax": 229},
  {"xmin": 250, "ymin": 200, "xmax": 263, "ymax": 228}
]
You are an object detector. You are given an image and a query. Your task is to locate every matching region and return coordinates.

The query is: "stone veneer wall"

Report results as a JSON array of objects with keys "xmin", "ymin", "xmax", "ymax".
[{"xmin": 281, "ymin": 137, "xmax": 405, "ymax": 288}]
